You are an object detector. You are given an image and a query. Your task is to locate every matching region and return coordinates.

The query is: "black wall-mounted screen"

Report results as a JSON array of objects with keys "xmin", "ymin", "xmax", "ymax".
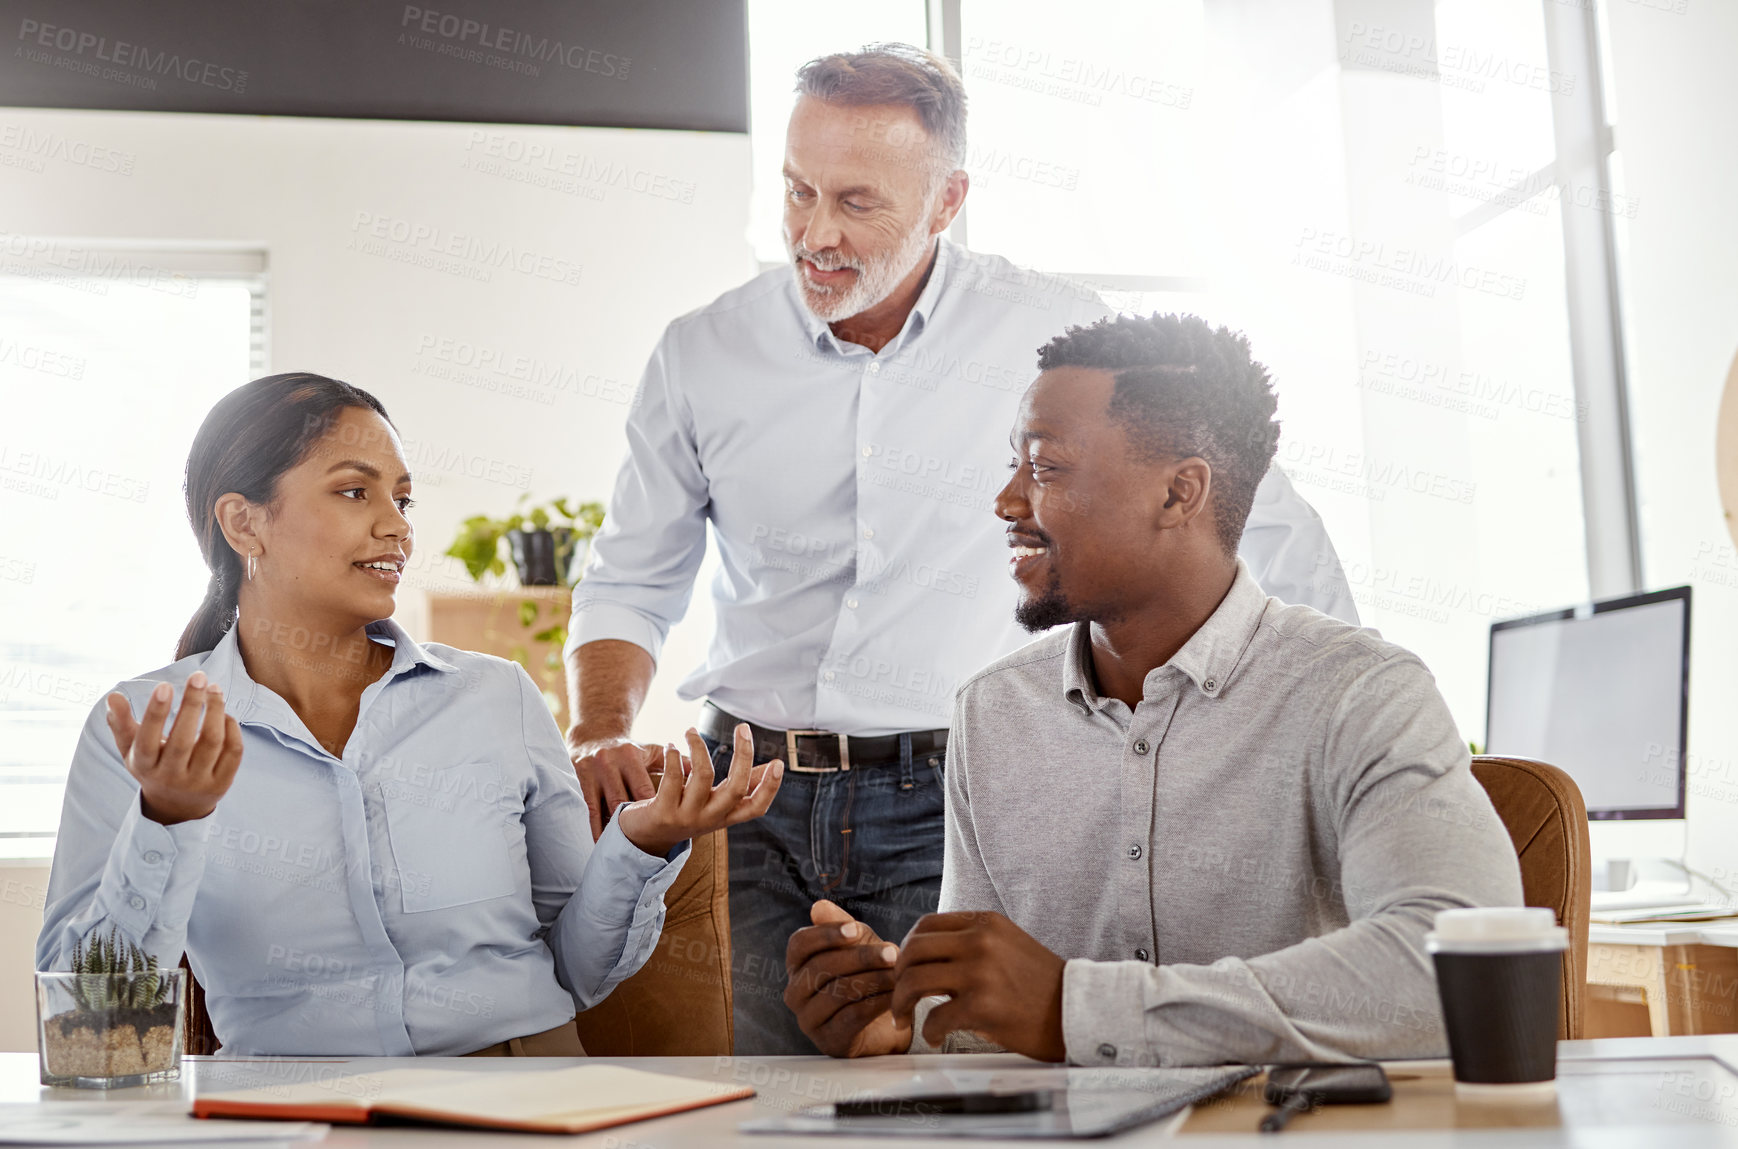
[{"xmin": 0, "ymin": 1, "xmax": 747, "ymax": 132}]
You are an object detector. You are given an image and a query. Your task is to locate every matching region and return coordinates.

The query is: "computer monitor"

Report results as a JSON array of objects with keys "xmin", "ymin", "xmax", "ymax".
[{"xmin": 1486, "ymin": 586, "xmax": 1691, "ymax": 820}]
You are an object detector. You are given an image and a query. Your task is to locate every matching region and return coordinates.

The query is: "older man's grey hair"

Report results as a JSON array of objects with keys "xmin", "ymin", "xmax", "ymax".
[{"xmin": 795, "ymin": 43, "xmax": 968, "ymax": 186}]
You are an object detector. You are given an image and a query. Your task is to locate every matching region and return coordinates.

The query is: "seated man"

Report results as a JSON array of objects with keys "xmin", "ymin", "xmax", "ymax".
[{"xmin": 784, "ymin": 313, "xmax": 1523, "ymax": 1066}]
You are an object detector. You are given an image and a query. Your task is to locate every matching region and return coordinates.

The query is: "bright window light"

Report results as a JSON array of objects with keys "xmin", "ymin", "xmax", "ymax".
[{"xmin": 0, "ymin": 271, "xmax": 254, "ymax": 847}]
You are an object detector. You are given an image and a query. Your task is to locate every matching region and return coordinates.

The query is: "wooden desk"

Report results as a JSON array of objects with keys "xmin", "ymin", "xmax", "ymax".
[
  {"xmin": 6, "ymin": 1044, "xmax": 1738, "ymax": 1146},
  {"xmin": 1588, "ymin": 922, "xmax": 1738, "ymax": 1037},
  {"xmin": 1177, "ymin": 1057, "xmax": 1724, "ymax": 1135}
]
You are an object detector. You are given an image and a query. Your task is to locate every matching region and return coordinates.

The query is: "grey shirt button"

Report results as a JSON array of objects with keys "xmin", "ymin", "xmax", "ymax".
[
  {"xmin": 1136, "ymin": 948, "xmax": 1150, "ymax": 961},
  {"xmin": 1203, "ymin": 677, "xmax": 1218, "ymax": 692},
  {"xmin": 127, "ymin": 894, "xmax": 146, "ymax": 911},
  {"xmin": 1098, "ymin": 1042, "xmax": 1118, "ymax": 1060},
  {"xmin": 142, "ymin": 850, "xmax": 163, "ymax": 865},
  {"xmin": 1127, "ymin": 844, "xmax": 1143, "ymax": 860},
  {"xmin": 1133, "ymin": 739, "xmax": 1150, "ymax": 755}
]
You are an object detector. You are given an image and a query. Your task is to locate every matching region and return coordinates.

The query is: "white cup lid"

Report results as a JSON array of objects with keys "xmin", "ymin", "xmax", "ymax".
[{"xmin": 1427, "ymin": 907, "xmax": 1568, "ymax": 952}]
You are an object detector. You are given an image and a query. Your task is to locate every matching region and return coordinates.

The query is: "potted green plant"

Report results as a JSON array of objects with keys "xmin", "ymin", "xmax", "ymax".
[
  {"xmin": 445, "ymin": 495, "xmax": 605, "ymax": 689},
  {"xmin": 36, "ymin": 927, "xmax": 186, "ymax": 1088},
  {"xmin": 446, "ymin": 494, "xmax": 605, "ymax": 588}
]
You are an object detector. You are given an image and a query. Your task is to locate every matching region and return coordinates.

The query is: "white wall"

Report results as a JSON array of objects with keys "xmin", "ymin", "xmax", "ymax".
[
  {"xmin": 0, "ymin": 864, "xmax": 49, "ymax": 1052},
  {"xmin": 1, "ymin": 106, "xmax": 752, "ymax": 1048},
  {"xmin": 1597, "ymin": 1, "xmax": 1738, "ymax": 892}
]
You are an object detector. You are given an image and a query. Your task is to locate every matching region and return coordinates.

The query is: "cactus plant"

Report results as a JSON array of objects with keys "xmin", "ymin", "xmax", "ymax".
[
  {"xmin": 68, "ymin": 927, "xmax": 165, "ymax": 1013},
  {"xmin": 37, "ymin": 927, "xmax": 184, "ymax": 1086}
]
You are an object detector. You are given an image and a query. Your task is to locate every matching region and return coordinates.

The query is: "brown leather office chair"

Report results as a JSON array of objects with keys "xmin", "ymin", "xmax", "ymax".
[
  {"xmin": 1470, "ymin": 755, "xmax": 1591, "ymax": 1040},
  {"xmin": 181, "ymin": 826, "xmax": 733, "ymax": 1056},
  {"xmin": 182, "ymin": 955, "xmax": 216, "ymax": 1055},
  {"xmin": 573, "ymin": 826, "xmax": 733, "ymax": 1055}
]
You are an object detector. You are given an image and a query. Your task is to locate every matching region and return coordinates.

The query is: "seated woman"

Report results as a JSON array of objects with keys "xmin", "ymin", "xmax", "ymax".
[{"xmin": 37, "ymin": 372, "xmax": 783, "ymax": 1056}]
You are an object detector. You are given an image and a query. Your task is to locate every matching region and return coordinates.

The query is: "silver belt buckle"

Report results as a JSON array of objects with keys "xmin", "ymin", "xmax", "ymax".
[{"xmin": 785, "ymin": 729, "xmax": 851, "ymax": 773}]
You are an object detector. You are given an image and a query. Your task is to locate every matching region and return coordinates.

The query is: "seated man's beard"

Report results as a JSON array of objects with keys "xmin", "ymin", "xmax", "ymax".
[
  {"xmin": 787, "ymin": 215, "xmax": 933, "ymax": 322},
  {"xmin": 1014, "ymin": 570, "xmax": 1081, "ymax": 632}
]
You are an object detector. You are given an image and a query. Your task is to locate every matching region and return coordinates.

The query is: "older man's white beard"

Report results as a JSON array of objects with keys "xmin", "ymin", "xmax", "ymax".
[{"xmin": 788, "ymin": 220, "xmax": 934, "ymax": 323}]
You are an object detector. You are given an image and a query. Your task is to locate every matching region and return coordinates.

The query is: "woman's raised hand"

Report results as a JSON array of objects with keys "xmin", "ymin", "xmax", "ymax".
[
  {"xmin": 105, "ymin": 671, "xmax": 244, "ymax": 825},
  {"xmin": 614, "ymin": 724, "xmax": 783, "ymax": 858}
]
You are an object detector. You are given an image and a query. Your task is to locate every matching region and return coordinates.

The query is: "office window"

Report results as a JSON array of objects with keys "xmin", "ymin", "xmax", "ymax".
[
  {"xmin": 1434, "ymin": 0, "xmax": 1558, "ymax": 181},
  {"xmin": 1451, "ymin": 200, "xmax": 1588, "ymax": 612},
  {"xmin": 955, "ymin": 0, "xmax": 1592, "ymax": 735},
  {"xmin": 959, "ymin": 0, "xmax": 1209, "ymax": 279},
  {"xmin": 0, "ymin": 255, "xmax": 262, "ymax": 854}
]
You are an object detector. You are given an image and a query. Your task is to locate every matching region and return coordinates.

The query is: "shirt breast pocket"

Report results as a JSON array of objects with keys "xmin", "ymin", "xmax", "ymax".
[{"xmin": 379, "ymin": 760, "xmax": 519, "ymax": 914}]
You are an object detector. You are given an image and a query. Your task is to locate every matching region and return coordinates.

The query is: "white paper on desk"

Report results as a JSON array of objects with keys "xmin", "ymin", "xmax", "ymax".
[
  {"xmin": 1589, "ymin": 904, "xmax": 1738, "ymax": 924},
  {"xmin": 0, "ymin": 1101, "xmax": 327, "ymax": 1145}
]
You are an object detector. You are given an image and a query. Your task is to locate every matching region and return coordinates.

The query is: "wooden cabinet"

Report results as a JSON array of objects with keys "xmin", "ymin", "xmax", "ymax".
[{"xmin": 425, "ymin": 587, "xmax": 572, "ymax": 733}]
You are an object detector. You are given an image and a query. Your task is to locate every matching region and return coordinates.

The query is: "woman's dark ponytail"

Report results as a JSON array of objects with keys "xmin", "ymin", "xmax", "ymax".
[
  {"xmin": 176, "ymin": 565, "xmax": 242, "ymax": 666},
  {"xmin": 175, "ymin": 373, "xmax": 392, "ymax": 661}
]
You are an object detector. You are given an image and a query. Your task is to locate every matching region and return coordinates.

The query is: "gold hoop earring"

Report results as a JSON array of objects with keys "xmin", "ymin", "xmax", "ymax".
[{"xmin": 246, "ymin": 548, "xmax": 257, "ymax": 582}]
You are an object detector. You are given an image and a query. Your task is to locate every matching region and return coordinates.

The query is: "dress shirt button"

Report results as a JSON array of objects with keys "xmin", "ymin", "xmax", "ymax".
[
  {"xmin": 1135, "ymin": 948, "xmax": 1150, "ymax": 962},
  {"xmin": 142, "ymin": 850, "xmax": 163, "ymax": 865},
  {"xmin": 127, "ymin": 894, "xmax": 146, "ymax": 911},
  {"xmin": 1132, "ymin": 739, "xmax": 1149, "ymax": 755},
  {"xmin": 824, "ymin": 671, "xmax": 836, "ymax": 682},
  {"xmin": 862, "ymin": 527, "xmax": 874, "ymax": 540},
  {"xmin": 845, "ymin": 597, "xmax": 858, "ymax": 609},
  {"xmin": 1127, "ymin": 844, "xmax": 1143, "ymax": 860},
  {"xmin": 1098, "ymin": 1043, "xmax": 1118, "ymax": 1060},
  {"xmin": 862, "ymin": 445, "xmax": 873, "ymax": 457},
  {"xmin": 1203, "ymin": 677, "xmax": 1218, "ymax": 692},
  {"xmin": 868, "ymin": 361, "xmax": 880, "ymax": 373}
]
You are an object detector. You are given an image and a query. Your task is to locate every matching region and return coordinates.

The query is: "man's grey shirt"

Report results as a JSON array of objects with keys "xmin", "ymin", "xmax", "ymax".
[
  {"xmin": 567, "ymin": 237, "xmax": 1359, "ymax": 736},
  {"xmin": 936, "ymin": 561, "xmax": 1523, "ymax": 1065}
]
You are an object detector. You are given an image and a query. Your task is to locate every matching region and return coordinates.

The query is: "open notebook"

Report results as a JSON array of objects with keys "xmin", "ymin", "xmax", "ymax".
[{"xmin": 194, "ymin": 1064, "xmax": 754, "ymax": 1134}]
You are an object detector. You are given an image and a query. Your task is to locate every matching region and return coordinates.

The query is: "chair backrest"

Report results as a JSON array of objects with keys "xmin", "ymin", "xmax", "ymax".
[
  {"xmin": 1469, "ymin": 755, "xmax": 1591, "ymax": 1040},
  {"xmin": 183, "ymin": 954, "xmax": 217, "ymax": 1055},
  {"xmin": 182, "ymin": 826, "xmax": 734, "ymax": 1056},
  {"xmin": 572, "ymin": 826, "xmax": 733, "ymax": 1055}
]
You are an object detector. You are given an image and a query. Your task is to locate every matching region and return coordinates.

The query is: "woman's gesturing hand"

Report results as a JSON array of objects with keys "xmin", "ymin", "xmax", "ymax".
[
  {"xmin": 614, "ymin": 724, "xmax": 783, "ymax": 858},
  {"xmin": 105, "ymin": 671, "xmax": 244, "ymax": 826}
]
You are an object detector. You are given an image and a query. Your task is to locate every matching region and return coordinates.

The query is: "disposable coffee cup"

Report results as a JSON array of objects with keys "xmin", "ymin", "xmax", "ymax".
[{"xmin": 1427, "ymin": 907, "xmax": 1567, "ymax": 1101}]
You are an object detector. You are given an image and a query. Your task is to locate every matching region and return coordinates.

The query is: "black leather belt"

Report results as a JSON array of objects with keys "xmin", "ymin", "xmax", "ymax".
[{"xmin": 698, "ymin": 701, "xmax": 947, "ymax": 773}]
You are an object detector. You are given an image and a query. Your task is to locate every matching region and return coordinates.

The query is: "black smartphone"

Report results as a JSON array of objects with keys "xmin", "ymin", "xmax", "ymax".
[
  {"xmin": 1259, "ymin": 1062, "xmax": 1390, "ymax": 1132},
  {"xmin": 1263, "ymin": 1062, "xmax": 1392, "ymax": 1105},
  {"xmin": 834, "ymin": 1089, "xmax": 1054, "ymax": 1119}
]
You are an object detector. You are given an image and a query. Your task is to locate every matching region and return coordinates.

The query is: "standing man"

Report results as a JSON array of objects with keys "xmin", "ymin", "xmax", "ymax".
[{"xmin": 564, "ymin": 44, "xmax": 1358, "ymax": 1055}]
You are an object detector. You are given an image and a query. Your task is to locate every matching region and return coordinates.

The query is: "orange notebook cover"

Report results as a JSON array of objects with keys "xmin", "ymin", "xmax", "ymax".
[{"xmin": 193, "ymin": 1064, "xmax": 755, "ymax": 1134}]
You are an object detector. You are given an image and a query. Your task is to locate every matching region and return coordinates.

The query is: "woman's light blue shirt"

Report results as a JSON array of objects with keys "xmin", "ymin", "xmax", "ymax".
[{"xmin": 37, "ymin": 617, "xmax": 687, "ymax": 1056}]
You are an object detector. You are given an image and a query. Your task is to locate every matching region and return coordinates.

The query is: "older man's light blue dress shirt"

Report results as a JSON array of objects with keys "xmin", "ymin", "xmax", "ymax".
[
  {"xmin": 38, "ymin": 618, "xmax": 686, "ymax": 1056},
  {"xmin": 568, "ymin": 237, "xmax": 1358, "ymax": 736}
]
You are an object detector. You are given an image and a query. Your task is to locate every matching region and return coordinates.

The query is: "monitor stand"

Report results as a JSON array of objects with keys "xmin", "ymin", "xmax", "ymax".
[{"xmin": 1588, "ymin": 819, "xmax": 1701, "ymax": 911}]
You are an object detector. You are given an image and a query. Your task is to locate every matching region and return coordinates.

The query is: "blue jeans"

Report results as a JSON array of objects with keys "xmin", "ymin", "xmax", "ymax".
[{"xmin": 701, "ymin": 732, "xmax": 946, "ymax": 1055}]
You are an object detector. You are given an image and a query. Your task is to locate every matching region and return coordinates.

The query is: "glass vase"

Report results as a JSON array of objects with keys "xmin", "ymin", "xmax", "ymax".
[{"xmin": 36, "ymin": 969, "xmax": 186, "ymax": 1089}]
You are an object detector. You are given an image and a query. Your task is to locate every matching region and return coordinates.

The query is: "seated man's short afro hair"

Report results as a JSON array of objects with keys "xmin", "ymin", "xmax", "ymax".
[{"xmin": 1035, "ymin": 313, "xmax": 1280, "ymax": 555}]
